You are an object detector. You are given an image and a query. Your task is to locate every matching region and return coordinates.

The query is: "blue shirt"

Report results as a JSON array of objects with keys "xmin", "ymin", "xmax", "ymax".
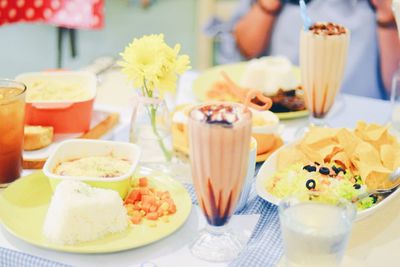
[{"xmin": 207, "ymin": 0, "xmax": 385, "ymax": 99}]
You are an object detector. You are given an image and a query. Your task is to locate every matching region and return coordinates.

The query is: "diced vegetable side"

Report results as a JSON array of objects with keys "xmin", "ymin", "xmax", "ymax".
[{"xmin": 124, "ymin": 177, "xmax": 177, "ymax": 225}]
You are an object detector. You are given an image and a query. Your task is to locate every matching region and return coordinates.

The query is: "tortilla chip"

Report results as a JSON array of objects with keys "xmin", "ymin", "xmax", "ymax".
[
  {"xmin": 298, "ymin": 142, "xmax": 325, "ymax": 164},
  {"xmin": 330, "ymin": 151, "xmax": 350, "ymax": 169},
  {"xmin": 336, "ymin": 128, "xmax": 361, "ymax": 156},
  {"xmin": 355, "ymin": 121, "xmax": 388, "ymax": 141},
  {"xmin": 277, "ymin": 144, "xmax": 307, "ymax": 170},
  {"xmin": 302, "ymin": 127, "xmax": 339, "ymax": 148},
  {"xmin": 365, "ymin": 171, "xmax": 396, "ymax": 190},
  {"xmin": 324, "ymin": 146, "xmax": 344, "ymax": 163},
  {"xmin": 355, "ymin": 122, "xmax": 396, "ymax": 152}
]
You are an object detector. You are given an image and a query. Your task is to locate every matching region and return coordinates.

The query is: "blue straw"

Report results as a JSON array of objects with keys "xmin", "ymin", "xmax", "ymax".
[{"xmin": 299, "ymin": 0, "xmax": 313, "ymax": 30}]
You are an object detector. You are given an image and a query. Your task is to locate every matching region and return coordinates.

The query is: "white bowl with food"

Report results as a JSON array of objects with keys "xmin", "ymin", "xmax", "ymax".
[
  {"xmin": 43, "ymin": 139, "xmax": 141, "ymax": 198},
  {"xmin": 256, "ymin": 123, "xmax": 400, "ymax": 221},
  {"xmin": 251, "ymin": 109, "xmax": 283, "ymax": 155}
]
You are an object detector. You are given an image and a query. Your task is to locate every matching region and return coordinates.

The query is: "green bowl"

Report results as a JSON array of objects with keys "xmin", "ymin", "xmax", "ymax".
[{"xmin": 43, "ymin": 139, "xmax": 141, "ymax": 199}]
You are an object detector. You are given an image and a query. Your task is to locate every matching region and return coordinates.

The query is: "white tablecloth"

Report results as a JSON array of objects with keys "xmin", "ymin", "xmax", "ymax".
[{"xmin": 1, "ymin": 70, "xmax": 399, "ymax": 267}]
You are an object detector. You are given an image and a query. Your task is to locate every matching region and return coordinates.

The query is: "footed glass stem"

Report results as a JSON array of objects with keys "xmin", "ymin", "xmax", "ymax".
[
  {"xmin": 295, "ymin": 114, "xmax": 329, "ymax": 139},
  {"xmin": 309, "ymin": 115, "xmax": 328, "ymax": 127},
  {"xmin": 189, "ymin": 224, "xmax": 245, "ymax": 262}
]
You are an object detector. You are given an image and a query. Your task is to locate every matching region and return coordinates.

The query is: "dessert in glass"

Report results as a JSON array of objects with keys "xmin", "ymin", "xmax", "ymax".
[
  {"xmin": 0, "ymin": 80, "xmax": 26, "ymax": 187},
  {"xmin": 300, "ymin": 22, "xmax": 350, "ymax": 126},
  {"xmin": 188, "ymin": 103, "xmax": 252, "ymax": 262}
]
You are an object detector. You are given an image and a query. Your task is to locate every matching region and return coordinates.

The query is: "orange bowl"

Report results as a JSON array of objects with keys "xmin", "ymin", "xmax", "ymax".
[
  {"xmin": 16, "ymin": 71, "xmax": 97, "ymax": 134},
  {"xmin": 25, "ymin": 99, "xmax": 94, "ymax": 133}
]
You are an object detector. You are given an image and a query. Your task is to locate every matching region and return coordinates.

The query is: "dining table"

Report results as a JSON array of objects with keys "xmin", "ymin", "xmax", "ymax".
[{"xmin": 0, "ymin": 68, "xmax": 399, "ymax": 267}]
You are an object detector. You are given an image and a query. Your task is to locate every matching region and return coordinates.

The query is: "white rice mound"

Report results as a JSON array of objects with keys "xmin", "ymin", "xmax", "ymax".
[{"xmin": 43, "ymin": 180, "xmax": 128, "ymax": 245}]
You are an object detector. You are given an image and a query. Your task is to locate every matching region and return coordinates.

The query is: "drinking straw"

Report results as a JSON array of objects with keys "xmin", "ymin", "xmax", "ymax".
[{"xmin": 300, "ymin": 0, "xmax": 313, "ymax": 30}]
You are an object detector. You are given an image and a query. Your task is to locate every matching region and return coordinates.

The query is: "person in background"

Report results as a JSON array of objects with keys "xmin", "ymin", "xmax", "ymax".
[{"xmin": 213, "ymin": 0, "xmax": 400, "ymax": 99}]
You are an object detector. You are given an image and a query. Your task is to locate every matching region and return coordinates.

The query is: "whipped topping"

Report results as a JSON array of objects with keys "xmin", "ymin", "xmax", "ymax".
[
  {"xmin": 172, "ymin": 110, "xmax": 189, "ymax": 124},
  {"xmin": 240, "ymin": 56, "xmax": 299, "ymax": 96},
  {"xmin": 192, "ymin": 104, "xmax": 241, "ymax": 125},
  {"xmin": 309, "ymin": 22, "xmax": 347, "ymax": 35}
]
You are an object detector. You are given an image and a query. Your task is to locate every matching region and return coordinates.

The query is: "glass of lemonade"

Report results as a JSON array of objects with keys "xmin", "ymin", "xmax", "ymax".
[
  {"xmin": 188, "ymin": 103, "xmax": 252, "ymax": 262},
  {"xmin": 279, "ymin": 192, "xmax": 356, "ymax": 267},
  {"xmin": 300, "ymin": 22, "xmax": 350, "ymax": 127},
  {"xmin": 0, "ymin": 80, "xmax": 26, "ymax": 187}
]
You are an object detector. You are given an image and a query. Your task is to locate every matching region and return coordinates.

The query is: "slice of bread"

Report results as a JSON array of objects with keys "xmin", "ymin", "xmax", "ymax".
[{"xmin": 24, "ymin": 125, "xmax": 54, "ymax": 151}]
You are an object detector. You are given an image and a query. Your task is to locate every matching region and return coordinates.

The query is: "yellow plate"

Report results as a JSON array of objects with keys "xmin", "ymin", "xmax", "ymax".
[
  {"xmin": 193, "ymin": 62, "xmax": 308, "ymax": 120},
  {"xmin": 0, "ymin": 171, "xmax": 192, "ymax": 253}
]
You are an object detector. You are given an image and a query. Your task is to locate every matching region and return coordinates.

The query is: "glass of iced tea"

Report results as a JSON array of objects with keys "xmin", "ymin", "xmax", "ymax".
[{"xmin": 0, "ymin": 79, "xmax": 26, "ymax": 187}]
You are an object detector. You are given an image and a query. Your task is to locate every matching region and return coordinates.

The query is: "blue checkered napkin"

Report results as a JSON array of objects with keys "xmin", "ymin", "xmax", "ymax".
[
  {"xmin": 230, "ymin": 185, "xmax": 283, "ymax": 267},
  {"xmin": 0, "ymin": 247, "xmax": 71, "ymax": 267},
  {"xmin": 184, "ymin": 183, "xmax": 283, "ymax": 267}
]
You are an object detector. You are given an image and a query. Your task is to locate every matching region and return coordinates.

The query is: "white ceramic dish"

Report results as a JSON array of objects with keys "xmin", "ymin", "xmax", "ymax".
[
  {"xmin": 43, "ymin": 139, "xmax": 141, "ymax": 198},
  {"xmin": 255, "ymin": 142, "xmax": 400, "ymax": 221},
  {"xmin": 16, "ymin": 71, "xmax": 96, "ymax": 104}
]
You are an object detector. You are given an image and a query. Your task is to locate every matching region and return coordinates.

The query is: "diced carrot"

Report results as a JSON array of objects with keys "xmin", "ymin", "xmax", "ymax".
[
  {"xmin": 168, "ymin": 203, "xmax": 177, "ymax": 214},
  {"xmin": 160, "ymin": 192, "xmax": 171, "ymax": 200},
  {"xmin": 165, "ymin": 198, "xmax": 174, "ymax": 206},
  {"xmin": 149, "ymin": 205, "xmax": 158, "ymax": 212},
  {"xmin": 124, "ymin": 198, "xmax": 134, "ymax": 205},
  {"xmin": 125, "ymin": 189, "xmax": 142, "ymax": 203},
  {"xmin": 139, "ymin": 177, "xmax": 148, "ymax": 187},
  {"xmin": 133, "ymin": 203, "xmax": 142, "ymax": 210},
  {"xmin": 125, "ymin": 177, "xmax": 178, "ymax": 225},
  {"xmin": 142, "ymin": 195, "xmax": 156, "ymax": 205},
  {"xmin": 131, "ymin": 210, "xmax": 142, "ymax": 217},
  {"xmin": 157, "ymin": 210, "xmax": 164, "ymax": 217},
  {"xmin": 142, "ymin": 202, "xmax": 151, "ymax": 213},
  {"xmin": 131, "ymin": 215, "xmax": 142, "ymax": 224},
  {"xmin": 140, "ymin": 188, "xmax": 150, "ymax": 195},
  {"xmin": 159, "ymin": 202, "xmax": 169, "ymax": 211},
  {"xmin": 146, "ymin": 212, "xmax": 159, "ymax": 220}
]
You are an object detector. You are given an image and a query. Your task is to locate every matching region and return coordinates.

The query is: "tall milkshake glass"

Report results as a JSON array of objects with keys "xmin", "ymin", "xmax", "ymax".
[
  {"xmin": 300, "ymin": 22, "xmax": 350, "ymax": 127},
  {"xmin": 188, "ymin": 103, "xmax": 252, "ymax": 262}
]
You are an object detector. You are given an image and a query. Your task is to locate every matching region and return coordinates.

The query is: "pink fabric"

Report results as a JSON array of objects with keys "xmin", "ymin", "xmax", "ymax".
[{"xmin": 0, "ymin": 0, "xmax": 104, "ymax": 29}]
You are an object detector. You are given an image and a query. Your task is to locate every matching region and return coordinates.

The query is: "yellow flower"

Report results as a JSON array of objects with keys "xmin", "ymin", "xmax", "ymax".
[{"xmin": 119, "ymin": 34, "xmax": 191, "ymax": 96}]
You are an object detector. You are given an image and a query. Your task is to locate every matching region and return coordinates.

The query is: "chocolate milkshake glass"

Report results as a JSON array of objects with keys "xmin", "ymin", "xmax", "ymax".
[
  {"xmin": 300, "ymin": 22, "xmax": 350, "ymax": 126},
  {"xmin": 188, "ymin": 103, "xmax": 252, "ymax": 262}
]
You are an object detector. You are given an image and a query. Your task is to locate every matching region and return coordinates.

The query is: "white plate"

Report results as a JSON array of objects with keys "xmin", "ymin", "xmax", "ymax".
[{"xmin": 255, "ymin": 142, "xmax": 400, "ymax": 221}]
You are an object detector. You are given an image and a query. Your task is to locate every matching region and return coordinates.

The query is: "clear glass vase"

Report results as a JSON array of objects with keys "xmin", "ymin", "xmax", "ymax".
[
  {"xmin": 130, "ymin": 96, "xmax": 192, "ymax": 181},
  {"xmin": 130, "ymin": 96, "xmax": 172, "ymax": 167}
]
